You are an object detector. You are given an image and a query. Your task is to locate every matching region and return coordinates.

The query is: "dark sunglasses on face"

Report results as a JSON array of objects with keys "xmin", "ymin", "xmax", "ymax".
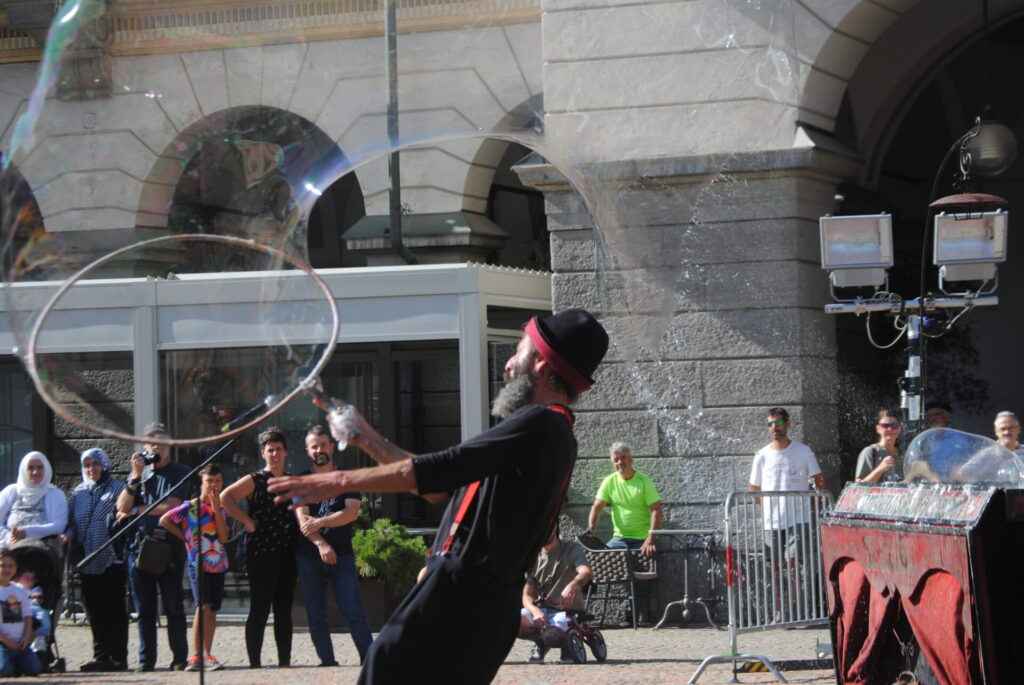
[
  {"xmin": 878, "ymin": 422, "xmax": 900, "ymax": 429},
  {"xmin": 767, "ymin": 419, "xmax": 786, "ymax": 428}
]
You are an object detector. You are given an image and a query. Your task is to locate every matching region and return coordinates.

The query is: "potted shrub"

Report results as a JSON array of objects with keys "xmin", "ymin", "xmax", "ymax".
[{"xmin": 353, "ymin": 517, "xmax": 428, "ymax": 628}]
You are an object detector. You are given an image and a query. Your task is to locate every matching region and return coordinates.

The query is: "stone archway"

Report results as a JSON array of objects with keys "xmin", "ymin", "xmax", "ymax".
[
  {"xmin": 136, "ymin": 105, "xmax": 349, "ymax": 273},
  {"xmin": 798, "ymin": 0, "xmax": 1024, "ymax": 183}
]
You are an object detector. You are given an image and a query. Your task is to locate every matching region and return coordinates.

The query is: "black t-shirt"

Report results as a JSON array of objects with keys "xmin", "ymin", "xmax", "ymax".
[
  {"xmin": 413, "ymin": 403, "xmax": 576, "ymax": 591},
  {"xmin": 295, "ymin": 468, "xmax": 360, "ymax": 559},
  {"xmin": 245, "ymin": 470, "xmax": 298, "ymax": 558}
]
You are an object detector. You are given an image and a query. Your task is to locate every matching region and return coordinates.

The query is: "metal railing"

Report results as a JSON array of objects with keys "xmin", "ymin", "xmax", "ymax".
[{"xmin": 689, "ymin": 490, "xmax": 834, "ymax": 684}]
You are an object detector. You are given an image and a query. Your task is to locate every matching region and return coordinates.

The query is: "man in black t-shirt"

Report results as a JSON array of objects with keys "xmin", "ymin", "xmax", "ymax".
[
  {"xmin": 294, "ymin": 425, "xmax": 373, "ymax": 666},
  {"xmin": 269, "ymin": 309, "xmax": 609, "ymax": 684}
]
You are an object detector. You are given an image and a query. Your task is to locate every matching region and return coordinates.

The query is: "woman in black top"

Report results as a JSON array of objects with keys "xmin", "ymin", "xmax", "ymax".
[{"xmin": 221, "ymin": 428, "xmax": 298, "ymax": 667}]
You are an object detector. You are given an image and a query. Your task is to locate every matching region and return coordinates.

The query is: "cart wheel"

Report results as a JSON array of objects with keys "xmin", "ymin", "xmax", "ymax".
[
  {"xmin": 567, "ymin": 632, "xmax": 587, "ymax": 664},
  {"xmin": 587, "ymin": 630, "xmax": 607, "ymax": 662}
]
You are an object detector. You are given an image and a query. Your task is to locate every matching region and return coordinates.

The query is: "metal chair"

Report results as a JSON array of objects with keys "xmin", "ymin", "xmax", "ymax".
[{"xmin": 583, "ymin": 548, "xmax": 657, "ymax": 629}]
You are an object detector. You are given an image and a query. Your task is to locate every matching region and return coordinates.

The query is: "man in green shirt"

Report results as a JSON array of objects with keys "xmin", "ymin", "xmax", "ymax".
[
  {"xmin": 586, "ymin": 442, "xmax": 663, "ymax": 556},
  {"xmin": 585, "ymin": 442, "xmax": 662, "ymax": 625}
]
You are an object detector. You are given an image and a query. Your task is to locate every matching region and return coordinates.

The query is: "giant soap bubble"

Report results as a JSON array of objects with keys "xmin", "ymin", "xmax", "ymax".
[
  {"xmin": 904, "ymin": 428, "xmax": 1024, "ymax": 487},
  {"xmin": 1, "ymin": 0, "xmax": 803, "ymax": 445}
]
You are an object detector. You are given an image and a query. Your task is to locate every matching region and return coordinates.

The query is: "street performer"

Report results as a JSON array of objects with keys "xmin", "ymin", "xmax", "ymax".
[{"xmin": 268, "ymin": 308, "xmax": 608, "ymax": 683}]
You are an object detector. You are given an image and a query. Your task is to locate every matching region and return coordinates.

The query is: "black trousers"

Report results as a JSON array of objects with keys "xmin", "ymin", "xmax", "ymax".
[
  {"xmin": 80, "ymin": 564, "xmax": 129, "ymax": 665},
  {"xmin": 245, "ymin": 552, "xmax": 296, "ymax": 667},
  {"xmin": 359, "ymin": 556, "xmax": 520, "ymax": 684}
]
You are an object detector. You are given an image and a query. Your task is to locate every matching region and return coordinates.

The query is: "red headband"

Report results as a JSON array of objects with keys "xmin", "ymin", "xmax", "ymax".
[{"xmin": 525, "ymin": 317, "xmax": 592, "ymax": 393}]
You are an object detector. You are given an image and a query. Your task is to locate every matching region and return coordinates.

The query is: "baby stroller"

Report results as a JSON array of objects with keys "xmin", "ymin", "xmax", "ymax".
[{"xmin": 10, "ymin": 538, "xmax": 66, "ymax": 673}]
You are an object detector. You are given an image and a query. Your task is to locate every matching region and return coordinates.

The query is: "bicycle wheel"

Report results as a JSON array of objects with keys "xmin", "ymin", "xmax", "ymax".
[{"xmin": 567, "ymin": 632, "xmax": 587, "ymax": 664}]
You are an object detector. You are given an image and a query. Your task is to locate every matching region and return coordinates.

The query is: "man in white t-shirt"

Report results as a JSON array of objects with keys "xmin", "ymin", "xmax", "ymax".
[{"xmin": 748, "ymin": 407, "xmax": 826, "ymax": 622}]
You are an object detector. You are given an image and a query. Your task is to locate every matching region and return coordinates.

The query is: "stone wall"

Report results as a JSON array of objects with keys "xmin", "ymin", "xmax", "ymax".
[
  {"xmin": 47, "ymin": 355, "xmax": 136, "ymax": 491},
  {"xmin": 518, "ymin": 149, "xmax": 859, "ymax": 613}
]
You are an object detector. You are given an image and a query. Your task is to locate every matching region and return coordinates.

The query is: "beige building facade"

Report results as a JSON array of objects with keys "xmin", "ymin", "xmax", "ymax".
[{"xmin": 2, "ymin": 0, "xmax": 1024, "ymax": 540}]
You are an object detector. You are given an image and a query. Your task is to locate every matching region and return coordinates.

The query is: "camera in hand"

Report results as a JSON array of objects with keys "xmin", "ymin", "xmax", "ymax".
[{"xmin": 142, "ymin": 451, "xmax": 161, "ymax": 465}]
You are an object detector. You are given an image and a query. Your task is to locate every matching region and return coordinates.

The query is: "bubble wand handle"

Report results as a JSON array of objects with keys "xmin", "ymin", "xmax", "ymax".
[{"xmin": 301, "ymin": 377, "xmax": 359, "ymax": 450}]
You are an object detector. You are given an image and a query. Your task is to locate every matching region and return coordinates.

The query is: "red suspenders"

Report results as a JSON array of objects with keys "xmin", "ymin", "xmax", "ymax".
[{"xmin": 437, "ymin": 405, "xmax": 575, "ymax": 554}]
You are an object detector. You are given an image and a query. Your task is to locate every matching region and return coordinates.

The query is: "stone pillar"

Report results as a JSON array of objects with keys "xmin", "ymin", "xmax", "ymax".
[{"xmin": 517, "ymin": 149, "xmax": 861, "ymax": 531}]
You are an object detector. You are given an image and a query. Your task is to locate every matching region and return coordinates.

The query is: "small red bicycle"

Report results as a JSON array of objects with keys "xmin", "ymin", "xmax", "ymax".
[{"xmin": 534, "ymin": 597, "xmax": 608, "ymax": 664}]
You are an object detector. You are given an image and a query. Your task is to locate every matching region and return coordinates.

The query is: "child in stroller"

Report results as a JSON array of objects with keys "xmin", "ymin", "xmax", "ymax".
[
  {"xmin": 16, "ymin": 571, "xmax": 50, "ymax": 653},
  {"xmin": 10, "ymin": 539, "xmax": 65, "ymax": 673}
]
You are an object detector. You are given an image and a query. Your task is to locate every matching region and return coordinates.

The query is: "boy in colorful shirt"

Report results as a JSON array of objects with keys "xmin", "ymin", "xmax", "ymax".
[
  {"xmin": 160, "ymin": 464, "xmax": 229, "ymax": 671},
  {"xmin": 0, "ymin": 549, "xmax": 41, "ymax": 676}
]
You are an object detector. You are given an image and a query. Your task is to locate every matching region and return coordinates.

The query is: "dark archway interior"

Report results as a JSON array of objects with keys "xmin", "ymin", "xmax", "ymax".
[
  {"xmin": 488, "ymin": 142, "xmax": 550, "ymax": 271},
  {"xmin": 168, "ymin": 106, "xmax": 348, "ymax": 272},
  {"xmin": 0, "ymin": 157, "xmax": 46, "ymax": 281},
  {"xmin": 834, "ymin": 14, "xmax": 1024, "ymax": 468}
]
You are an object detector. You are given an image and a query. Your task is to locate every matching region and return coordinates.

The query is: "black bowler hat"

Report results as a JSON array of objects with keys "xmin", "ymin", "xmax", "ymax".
[{"xmin": 525, "ymin": 308, "xmax": 609, "ymax": 393}]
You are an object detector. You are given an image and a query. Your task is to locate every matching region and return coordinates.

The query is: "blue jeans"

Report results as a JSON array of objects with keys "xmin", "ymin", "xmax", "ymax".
[
  {"xmin": 0, "ymin": 645, "xmax": 42, "ymax": 676},
  {"xmin": 607, "ymin": 537, "xmax": 652, "ymax": 619},
  {"xmin": 127, "ymin": 551, "xmax": 189, "ymax": 669},
  {"xmin": 296, "ymin": 553, "xmax": 374, "ymax": 663}
]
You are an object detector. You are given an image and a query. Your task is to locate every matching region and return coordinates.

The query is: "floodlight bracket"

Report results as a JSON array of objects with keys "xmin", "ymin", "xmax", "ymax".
[
  {"xmin": 829, "ymin": 268, "xmax": 889, "ymax": 289},
  {"xmin": 826, "ymin": 282, "xmax": 894, "ymax": 309},
  {"xmin": 938, "ymin": 268, "xmax": 999, "ymax": 296}
]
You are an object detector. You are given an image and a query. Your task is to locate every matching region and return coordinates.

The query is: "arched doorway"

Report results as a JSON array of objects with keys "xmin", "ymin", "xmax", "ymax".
[
  {"xmin": 160, "ymin": 106, "xmax": 356, "ymax": 272},
  {"xmin": 833, "ymin": 11, "xmax": 1024, "ymax": 459}
]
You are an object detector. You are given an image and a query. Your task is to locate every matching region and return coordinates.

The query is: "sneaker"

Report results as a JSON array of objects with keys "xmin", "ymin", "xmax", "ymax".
[
  {"xmin": 318, "ymin": 660, "xmax": 340, "ymax": 667},
  {"xmin": 204, "ymin": 655, "xmax": 224, "ymax": 671},
  {"xmin": 528, "ymin": 643, "xmax": 549, "ymax": 664},
  {"xmin": 134, "ymin": 665, "xmax": 155, "ymax": 673},
  {"xmin": 184, "ymin": 656, "xmax": 201, "ymax": 672},
  {"xmin": 170, "ymin": 660, "xmax": 188, "ymax": 671}
]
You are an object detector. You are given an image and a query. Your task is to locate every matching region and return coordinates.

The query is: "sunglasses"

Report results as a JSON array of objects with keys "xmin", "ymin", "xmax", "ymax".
[
  {"xmin": 766, "ymin": 419, "xmax": 787, "ymax": 428},
  {"xmin": 878, "ymin": 422, "xmax": 900, "ymax": 429}
]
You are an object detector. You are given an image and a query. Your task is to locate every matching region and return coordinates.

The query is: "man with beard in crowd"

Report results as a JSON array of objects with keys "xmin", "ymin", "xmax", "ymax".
[
  {"xmin": 268, "ymin": 308, "xmax": 609, "ymax": 684},
  {"xmin": 293, "ymin": 425, "xmax": 373, "ymax": 666}
]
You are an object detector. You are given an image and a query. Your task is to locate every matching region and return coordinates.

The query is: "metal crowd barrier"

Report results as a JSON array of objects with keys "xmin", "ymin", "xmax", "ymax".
[{"xmin": 689, "ymin": 490, "xmax": 834, "ymax": 684}]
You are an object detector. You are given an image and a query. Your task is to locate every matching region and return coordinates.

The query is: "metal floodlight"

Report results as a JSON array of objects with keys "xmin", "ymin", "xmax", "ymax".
[
  {"xmin": 819, "ymin": 213, "xmax": 893, "ymax": 288},
  {"xmin": 933, "ymin": 209, "xmax": 1008, "ymax": 283}
]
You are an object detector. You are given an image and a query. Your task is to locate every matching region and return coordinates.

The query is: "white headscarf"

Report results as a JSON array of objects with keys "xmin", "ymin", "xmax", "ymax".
[
  {"xmin": 80, "ymin": 447, "xmax": 111, "ymax": 486},
  {"xmin": 16, "ymin": 451, "xmax": 55, "ymax": 507}
]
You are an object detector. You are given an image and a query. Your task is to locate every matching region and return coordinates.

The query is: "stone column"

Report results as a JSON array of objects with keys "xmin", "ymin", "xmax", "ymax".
[{"xmin": 517, "ymin": 149, "xmax": 861, "ymax": 529}]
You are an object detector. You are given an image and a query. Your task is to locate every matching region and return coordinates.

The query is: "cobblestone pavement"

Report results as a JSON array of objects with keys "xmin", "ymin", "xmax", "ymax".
[{"xmin": 39, "ymin": 612, "xmax": 838, "ymax": 684}]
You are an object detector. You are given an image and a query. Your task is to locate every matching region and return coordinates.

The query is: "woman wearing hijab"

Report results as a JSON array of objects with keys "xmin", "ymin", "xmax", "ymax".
[
  {"xmin": 0, "ymin": 452, "xmax": 68, "ymax": 548},
  {"xmin": 65, "ymin": 448, "xmax": 129, "ymax": 672}
]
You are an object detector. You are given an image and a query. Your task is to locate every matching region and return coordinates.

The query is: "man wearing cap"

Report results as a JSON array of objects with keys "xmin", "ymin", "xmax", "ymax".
[
  {"xmin": 269, "ymin": 308, "xmax": 609, "ymax": 684},
  {"xmin": 115, "ymin": 422, "xmax": 193, "ymax": 672}
]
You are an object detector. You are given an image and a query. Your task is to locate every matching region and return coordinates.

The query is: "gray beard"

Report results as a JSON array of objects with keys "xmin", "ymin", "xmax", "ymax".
[
  {"xmin": 491, "ymin": 373, "xmax": 535, "ymax": 420},
  {"xmin": 313, "ymin": 454, "xmax": 331, "ymax": 467}
]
